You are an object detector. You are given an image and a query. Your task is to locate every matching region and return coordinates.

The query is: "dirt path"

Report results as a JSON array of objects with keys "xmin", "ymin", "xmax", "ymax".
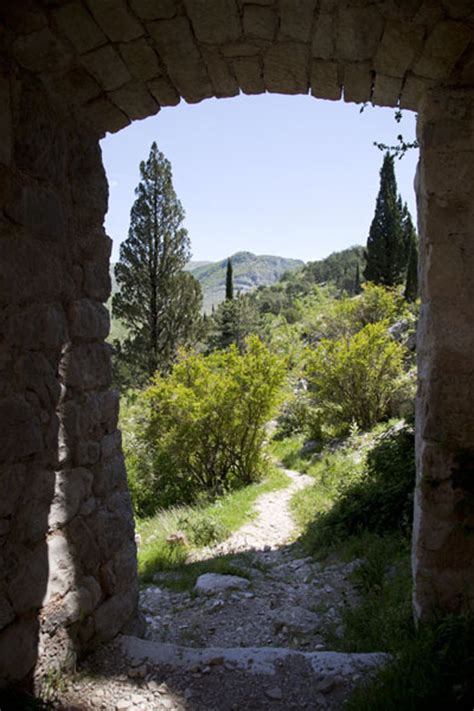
[
  {"xmin": 57, "ymin": 467, "xmax": 386, "ymax": 711},
  {"xmin": 192, "ymin": 467, "xmax": 314, "ymax": 560}
]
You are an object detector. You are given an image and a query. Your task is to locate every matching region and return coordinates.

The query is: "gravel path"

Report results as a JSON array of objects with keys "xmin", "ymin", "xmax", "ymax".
[
  {"xmin": 192, "ymin": 467, "xmax": 314, "ymax": 560},
  {"xmin": 55, "ymin": 466, "xmax": 384, "ymax": 711}
]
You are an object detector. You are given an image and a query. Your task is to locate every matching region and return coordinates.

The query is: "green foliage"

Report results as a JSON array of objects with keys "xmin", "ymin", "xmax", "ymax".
[
  {"xmin": 112, "ymin": 142, "xmax": 202, "ymax": 385},
  {"xmin": 328, "ymin": 533, "xmax": 414, "ymax": 654},
  {"xmin": 137, "ymin": 465, "xmax": 290, "ymax": 584},
  {"xmin": 206, "ymin": 296, "xmax": 261, "ymax": 352},
  {"xmin": 348, "ymin": 614, "xmax": 474, "ymax": 710},
  {"xmin": 307, "ymin": 321, "xmax": 405, "ymax": 431},
  {"xmin": 124, "ymin": 337, "xmax": 286, "ymax": 515},
  {"xmin": 364, "ymin": 153, "xmax": 410, "ymax": 287},
  {"xmin": 304, "ymin": 245, "xmax": 366, "ymax": 294},
  {"xmin": 404, "ymin": 225, "xmax": 419, "ymax": 302},
  {"xmin": 296, "ymin": 425, "xmax": 415, "ymax": 551}
]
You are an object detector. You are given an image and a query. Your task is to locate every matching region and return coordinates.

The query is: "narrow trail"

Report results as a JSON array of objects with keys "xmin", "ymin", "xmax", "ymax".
[
  {"xmin": 58, "ymin": 466, "xmax": 387, "ymax": 711},
  {"xmin": 192, "ymin": 467, "xmax": 314, "ymax": 561}
]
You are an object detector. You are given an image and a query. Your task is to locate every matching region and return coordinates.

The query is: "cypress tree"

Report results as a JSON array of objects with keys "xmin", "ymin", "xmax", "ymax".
[
  {"xmin": 364, "ymin": 153, "xmax": 406, "ymax": 286},
  {"xmin": 113, "ymin": 142, "xmax": 202, "ymax": 384},
  {"xmin": 404, "ymin": 230, "xmax": 419, "ymax": 302},
  {"xmin": 225, "ymin": 258, "xmax": 234, "ymax": 300},
  {"xmin": 353, "ymin": 264, "xmax": 362, "ymax": 295}
]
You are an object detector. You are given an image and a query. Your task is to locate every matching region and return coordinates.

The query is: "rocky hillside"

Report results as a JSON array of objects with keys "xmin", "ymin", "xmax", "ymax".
[
  {"xmin": 111, "ymin": 253, "xmax": 304, "ymax": 313},
  {"xmin": 187, "ymin": 252, "xmax": 304, "ymax": 311}
]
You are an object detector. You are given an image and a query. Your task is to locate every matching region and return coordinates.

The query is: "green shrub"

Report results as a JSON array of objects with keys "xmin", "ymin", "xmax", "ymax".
[
  {"xmin": 176, "ymin": 513, "xmax": 230, "ymax": 547},
  {"xmin": 348, "ymin": 614, "xmax": 474, "ymax": 710},
  {"xmin": 305, "ymin": 426, "xmax": 415, "ymax": 549},
  {"xmin": 125, "ymin": 336, "xmax": 285, "ymax": 516},
  {"xmin": 307, "ymin": 321, "xmax": 405, "ymax": 431}
]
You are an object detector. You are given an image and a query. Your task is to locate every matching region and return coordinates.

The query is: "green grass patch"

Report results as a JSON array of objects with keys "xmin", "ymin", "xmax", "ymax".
[{"xmin": 137, "ymin": 464, "xmax": 290, "ymax": 585}]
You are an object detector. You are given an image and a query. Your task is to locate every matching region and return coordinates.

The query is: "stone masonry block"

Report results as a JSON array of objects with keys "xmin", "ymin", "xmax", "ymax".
[
  {"xmin": 42, "ymin": 67, "xmax": 103, "ymax": 107},
  {"xmin": 109, "ymin": 80, "xmax": 159, "ymax": 121},
  {"xmin": 13, "ymin": 26, "xmax": 72, "ymax": 74},
  {"xmin": 184, "ymin": 0, "xmax": 241, "ymax": 44},
  {"xmin": 311, "ymin": 13, "xmax": 336, "ymax": 59},
  {"xmin": 119, "ymin": 38, "xmax": 161, "ymax": 82},
  {"xmin": 280, "ymin": 0, "xmax": 317, "ymax": 43},
  {"xmin": 372, "ymin": 74, "xmax": 402, "ymax": 108},
  {"xmin": 374, "ymin": 22, "xmax": 425, "ymax": 77},
  {"xmin": 86, "ymin": 0, "xmax": 144, "ymax": 42},
  {"xmin": 0, "ymin": 395, "xmax": 43, "ymax": 463},
  {"xmin": 414, "ymin": 20, "xmax": 472, "ymax": 80},
  {"xmin": 0, "ymin": 74, "xmax": 12, "ymax": 166},
  {"xmin": 83, "ymin": 258, "xmax": 112, "ymax": 301},
  {"xmin": 200, "ymin": 48, "xmax": 239, "ymax": 98},
  {"xmin": 336, "ymin": 5, "xmax": 384, "ymax": 62},
  {"xmin": 0, "ymin": 234, "xmax": 65, "ymax": 306},
  {"xmin": 81, "ymin": 45, "xmax": 131, "ymax": 92},
  {"xmin": 5, "ymin": 302, "xmax": 68, "ymax": 350},
  {"xmin": 68, "ymin": 299, "xmax": 110, "ymax": 343},
  {"xmin": 0, "ymin": 619, "xmax": 39, "ymax": 682},
  {"xmin": 147, "ymin": 76, "xmax": 181, "ymax": 106},
  {"xmin": 343, "ymin": 62, "xmax": 373, "ymax": 104},
  {"xmin": 148, "ymin": 17, "xmax": 213, "ymax": 103},
  {"xmin": 81, "ymin": 96, "xmax": 131, "ymax": 136},
  {"xmin": 53, "ymin": 2, "xmax": 107, "ymax": 54},
  {"xmin": 130, "ymin": 0, "xmax": 178, "ymax": 20},
  {"xmin": 264, "ymin": 43, "xmax": 309, "ymax": 94},
  {"xmin": 232, "ymin": 57, "xmax": 265, "ymax": 95},
  {"xmin": 243, "ymin": 5, "xmax": 278, "ymax": 42},
  {"xmin": 48, "ymin": 468, "xmax": 94, "ymax": 530},
  {"xmin": 311, "ymin": 60, "xmax": 342, "ymax": 101},
  {"xmin": 60, "ymin": 343, "xmax": 112, "ymax": 392}
]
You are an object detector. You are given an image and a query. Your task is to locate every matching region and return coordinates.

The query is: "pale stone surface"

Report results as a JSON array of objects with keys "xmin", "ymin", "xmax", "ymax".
[
  {"xmin": 413, "ymin": 87, "xmax": 474, "ymax": 620},
  {"xmin": 194, "ymin": 574, "xmax": 250, "ymax": 595}
]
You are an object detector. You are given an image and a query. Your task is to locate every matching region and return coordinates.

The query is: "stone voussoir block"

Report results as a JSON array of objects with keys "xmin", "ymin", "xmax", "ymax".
[
  {"xmin": 86, "ymin": 0, "xmax": 144, "ymax": 43},
  {"xmin": 279, "ymin": 0, "xmax": 318, "ymax": 43},
  {"xmin": 264, "ymin": 42, "xmax": 310, "ymax": 94},
  {"xmin": 183, "ymin": 0, "xmax": 242, "ymax": 44},
  {"xmin": 243, "ymin": 5, "xmax": 278, "ymax": 42},
  {"xmin": 109, "ymin": 80, "xmax": 159, "ymax": 121},
  {"xmin": 119, "ymin": 38, "xmax": 161, "ymax": 82},
  {"xmin": 81, "ymin": 45, "xmax": 131, "ymax": 92},
  {"xmin": 130, "ymin": 0, "xmax": 178, "ymax": 21},
  {"xmin": 53, "ymin": 2, "xmax": 107, "ymax": 54},
  {"xmin": 148, "ymin": 16, "xmax": 213, "ymax": 103}
]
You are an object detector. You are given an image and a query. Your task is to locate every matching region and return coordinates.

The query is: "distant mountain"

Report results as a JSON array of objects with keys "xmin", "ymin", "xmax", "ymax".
[
  {"xmin": 187, "ymin": 252, "xmax": 304, "ymax": 311},
  {"xmin": 110, "ymin": 252, "xmax": 304, "ymax": 314}
]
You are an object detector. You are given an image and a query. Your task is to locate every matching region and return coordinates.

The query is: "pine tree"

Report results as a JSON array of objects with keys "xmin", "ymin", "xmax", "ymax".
[
  {"xmin": 225, "ymin": 258, "xmax": 234, "ymax": 300},
  {"xmin": 113, "ymin": 142, "xmax": 202, "ymax": 384},
  {"xmin": 364, "ymin": 153, "xmax": 406, "ymax": 287}
]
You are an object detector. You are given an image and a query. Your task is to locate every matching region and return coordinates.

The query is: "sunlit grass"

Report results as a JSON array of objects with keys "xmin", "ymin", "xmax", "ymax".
[{"xmin": 136, "ymin": 464, "xmax": 290, "ymax": 586}]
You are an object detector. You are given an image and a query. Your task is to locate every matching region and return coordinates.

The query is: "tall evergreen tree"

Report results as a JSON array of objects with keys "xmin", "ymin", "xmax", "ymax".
[
  {"xmin": 404, "ymin": 229, "xmax": 419, "ymax": 302},
  {"xmin": 113, "ymin": 142, "xmax": 202, "ymax": 384},
  {"xmin": 364, "ymin": 153, "xmax": 406, "ymax": 286},
  {"xmin": 225, "ymin": 258, "xmax": 234, "ymax": 300},
  {"xmin": 353, "ymin": 264, "xmax": 362, "ymax": 295}
]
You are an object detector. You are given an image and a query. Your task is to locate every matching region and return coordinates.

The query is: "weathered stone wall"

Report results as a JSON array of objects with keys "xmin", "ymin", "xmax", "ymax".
[
  {"xmin": 3, "ymin": 1, "xmax": 473, "ymax": 136},
  {"xmin": 1, "ymin": 0, "xmax": 474, "ymax": 686},
  {"xmin": 413, "ymin": 86, "xmax": 474, "ymax": 620},
  {"xmin": 0, "ymin": 70, "xmax": 141, "ymax": 684}
]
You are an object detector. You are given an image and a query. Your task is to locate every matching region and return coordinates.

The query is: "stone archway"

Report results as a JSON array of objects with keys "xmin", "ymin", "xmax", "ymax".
[{"xmin": 0, "ymin": 0, "xmax": 473, "ymax": 684}]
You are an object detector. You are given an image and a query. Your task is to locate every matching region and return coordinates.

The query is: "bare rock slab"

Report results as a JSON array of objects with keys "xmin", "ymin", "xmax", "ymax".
[{"xmin": 194, "ymin": 573, "xmax": 250, "ymax": 596}]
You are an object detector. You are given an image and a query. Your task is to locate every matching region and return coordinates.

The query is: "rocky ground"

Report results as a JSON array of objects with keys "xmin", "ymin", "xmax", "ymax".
[{"xmin": 55, "ymin": 469, "xmax": 387, "ymax": 710}]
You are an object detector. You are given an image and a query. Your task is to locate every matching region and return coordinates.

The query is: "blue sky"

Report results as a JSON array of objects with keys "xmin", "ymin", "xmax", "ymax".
[{"xmin": 101, "ymin": 94, "xmax": 418, "ymax": 264}]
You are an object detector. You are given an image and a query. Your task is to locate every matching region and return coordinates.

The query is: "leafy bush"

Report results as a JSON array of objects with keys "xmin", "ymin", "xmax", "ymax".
[
  {"xmin": 300, "ymin": 425, "xmax": 415, "ymax": 550},
  {"xmin": 125, "ymin": 337, "xmax": 285, "ymax": 516},
  {"xmin": 307, "ymin": 321, "xmax": 405, "ymax": 431},
  {"xmin": 348, "ymin": 614, "xmax": 474, "ymax": 710},
  {"xmin": 176, "ymin": 512, "xmax": 230, "ymax": 547}
]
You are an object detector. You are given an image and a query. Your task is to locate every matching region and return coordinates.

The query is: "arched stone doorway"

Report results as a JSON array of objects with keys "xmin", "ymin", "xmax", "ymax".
[{"xmin": 0, "ymin": 0, "xmax": 473, "ymax": 683}]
